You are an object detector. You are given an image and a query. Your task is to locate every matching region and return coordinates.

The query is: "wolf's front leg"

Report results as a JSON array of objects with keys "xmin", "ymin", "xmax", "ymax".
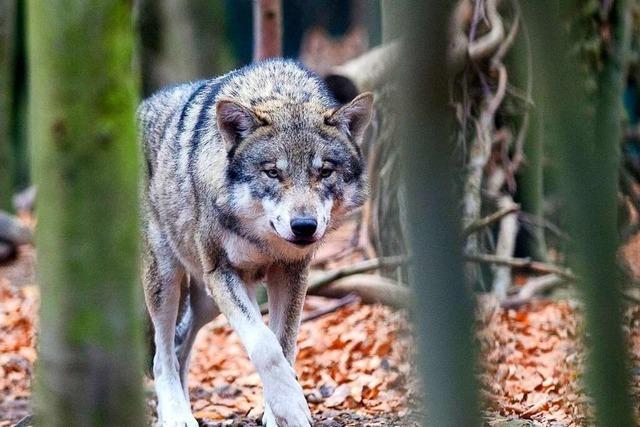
[
  {"xmin": 205, "ymin": 266, "xmax": 312, "ymax": 427},
  {"xmin": 262, "ymin": 262, "xmax": 309, "ymax": 425},
  {"xmin": 265, "ymin": 262, "xmax": 307, "ymax": 363},
  {"xmin": 143, "ymin": 236, "xmax": 198, "ymax": 427}
]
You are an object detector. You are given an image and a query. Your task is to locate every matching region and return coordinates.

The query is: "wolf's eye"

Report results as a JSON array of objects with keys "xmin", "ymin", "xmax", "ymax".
[
  {"xmin": 320, "ymin": 168, "xmax": 334, "ymax": 179},
  {"xmin": 264, "ymin": 169, "xmax": 279, "ymax": 179}
]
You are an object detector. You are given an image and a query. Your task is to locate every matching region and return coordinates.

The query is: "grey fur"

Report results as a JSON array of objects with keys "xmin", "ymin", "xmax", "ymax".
[{"xmin": 139, "ymin": 59, "xmax": 372, "ymax": 427}]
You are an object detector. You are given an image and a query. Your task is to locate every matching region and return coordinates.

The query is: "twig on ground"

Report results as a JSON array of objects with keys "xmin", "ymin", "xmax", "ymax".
[
  {"xmin": 301, "ymin": 293, "xmax": 359, "ymax": 322},
  {"xmin": 308, "ymin": 256, "xmax": 407, "ymax": 293},
  {"xmin": 501, "ymin": 274, "xmax": 567, "ymax": 309},
  {"xmin": 308, "ymin": 274, "xmax": 410, "ymax": 308},
  {"xmin": 465, "ymin": 253, "xmax": 576, "ymax": 281}
]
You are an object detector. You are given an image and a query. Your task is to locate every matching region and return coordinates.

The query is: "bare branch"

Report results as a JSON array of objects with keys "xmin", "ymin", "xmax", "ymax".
[
  {"xmin": 308, "ymin": 274, "xmax": 410, "ymax": 308},
  {"xmin": 465, "ymin": 253, "xmax": 576, "ymax": 281},
  {"xmin": 462, "ymin": 203, "xmax": 519, "ymax": 236},
  {"xmin": 308, "ymin": 256, "xmax": 407, "ymax": 293},
  {"xmin": 500, "ymin": 274, "xmax": 567, "ymax": 309},
  {"xmin": 301, "ymin": 293, "xmax": 359, "ymax": 322}
]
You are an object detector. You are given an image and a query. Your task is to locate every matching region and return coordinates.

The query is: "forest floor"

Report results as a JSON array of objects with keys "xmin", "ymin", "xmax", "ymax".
[{"xmin": 2, "ymin": 221, "xmax": 640, "ymax": 426}]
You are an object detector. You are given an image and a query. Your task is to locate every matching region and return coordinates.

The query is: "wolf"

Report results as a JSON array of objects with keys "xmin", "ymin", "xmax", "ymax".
[{"xmin": 138, "ymin": 59, "xmax": 373, "ymax": 427}]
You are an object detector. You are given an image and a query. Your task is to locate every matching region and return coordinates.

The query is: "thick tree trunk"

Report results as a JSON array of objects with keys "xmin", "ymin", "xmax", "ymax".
[
  {"xmin": 393, "ymin": 1, "xmax": 480, "ymax": 426},
  {"xmin": 28, "ymin": 1, "xmax": 144, "ymax": 425},
  {"xmin": 0, "ymin": 0, "xmax": 16, "ymax": 211},
  {"xmin": 526, "ymin": 1, "xmax": 635, "ymax": 425},
  {"xmin": 252, "ymin": 0, "xmax": 282, "ymax": 61}
]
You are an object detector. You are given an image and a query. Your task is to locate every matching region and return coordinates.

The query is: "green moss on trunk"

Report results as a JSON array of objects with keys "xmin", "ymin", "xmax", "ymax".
[{"xmin": 28, "ymin": 1, "xmax": 144, "ymax": 425}]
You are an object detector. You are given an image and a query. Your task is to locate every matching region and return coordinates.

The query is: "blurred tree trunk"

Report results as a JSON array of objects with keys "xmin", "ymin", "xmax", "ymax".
[
  {"xmin": 394, "ymin": 1, "xmax": 480, "ymax": 426},
  {"xmin": 253, "ymin": 0, "xmax": 282, "ymax": 61},
  {"xmin": 28, "ymin": 1, "xmax": 144, "ymax": 425},
  {"xmin": 137, "ymin": 0, "xmax": 199, "ymax": 95},
  {"xmin": 0, "ymin": 0, "xmax": 16, "ymax": 211},
  {"xmin": 526, "ymin": 1, "xmax": 634, "ymax": 425},
  {"xmin": 137, "ymin": 0, "xmax": 236, "ymax": 96},
  {"xmin": 513, "ymin": 22, "xmax": 547, "ymax": 261}
]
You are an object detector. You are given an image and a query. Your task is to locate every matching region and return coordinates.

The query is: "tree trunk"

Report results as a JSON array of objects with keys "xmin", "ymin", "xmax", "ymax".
[
  {"xmin": 394, "ymin": 1, "xmax": 480, "ymax": 426},
  {"xmin": 137, "ymin": 0, "xmax": 200, "ymax": 95},
  {"xmin": 526, "ymin": 1, "xmax": 635, "ymax": 425},
  {"xmin": 253, "ymin": 0, "xmax": 282, "ymax": 61},
  {"xmin": 513, "ymin": 19, "xmax": 547, "ymax": 261},
  {"xmin": 0, "ymin": 0, "xmax": 16, "ymax": 211},
  {"xmin": 28, "ymin": 1, "xmax": 144, "ymax": 425}
]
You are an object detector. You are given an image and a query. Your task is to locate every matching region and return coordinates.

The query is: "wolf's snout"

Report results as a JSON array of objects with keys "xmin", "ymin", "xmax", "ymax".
[{"xmin": 290, "ymin": 217, "xmax": 317, "ymax": 238}]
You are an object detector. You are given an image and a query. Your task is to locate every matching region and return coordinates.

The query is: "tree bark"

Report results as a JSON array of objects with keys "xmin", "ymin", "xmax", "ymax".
[
  {"xmin": 28, "ymin": 1, "xmax": 145, "ymax": 425},
  {"xmin": 526, "ymin": 1, "xmax": 635, "ymax": 425},
  {"xmin": 252, "ymin": 0, "xmax": 282, "ymax": 61},
  {"xmin": 513, "ymin": 17, "xmax": 547, "ymax": 261},
  {"xmin": 0, "ymin": 0, "xmax": 16, "ymax": 211},
  {"xmin": 393, "ymin": 1, "xmax": 480, "ymax": 426}
]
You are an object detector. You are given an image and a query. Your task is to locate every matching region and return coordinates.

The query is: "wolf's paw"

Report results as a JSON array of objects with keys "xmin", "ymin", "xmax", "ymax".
[
  {"xmin": 156, "ymin": 414, "xmax": 199, "ymax": 427},
  {"xmin": 263, "ymin": 390, "xmax": 312, "ymax": 427}
]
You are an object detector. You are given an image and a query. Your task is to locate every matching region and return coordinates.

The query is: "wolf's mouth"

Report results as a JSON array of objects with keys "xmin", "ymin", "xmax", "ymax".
[{"xmin": 286, "ymin": 238, "xmax": 316, "ymax": 247}]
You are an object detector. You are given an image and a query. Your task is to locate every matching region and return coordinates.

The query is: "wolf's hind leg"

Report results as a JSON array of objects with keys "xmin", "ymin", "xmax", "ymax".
[
  {"xmin": 143, "ymin": 234, "xmax": 198, "ymax": 427},
  {"xmin": 175, "ymin": 278, "xmax": 220, "ymax": 399}
]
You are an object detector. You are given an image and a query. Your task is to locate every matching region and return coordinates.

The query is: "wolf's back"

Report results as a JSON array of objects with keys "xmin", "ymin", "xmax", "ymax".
[{"xmin": 137, "ymin": 82, "xmax": 203, "ymax": 179}]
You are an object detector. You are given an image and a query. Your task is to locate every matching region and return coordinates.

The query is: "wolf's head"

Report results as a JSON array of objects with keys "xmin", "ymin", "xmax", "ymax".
[{"xmin": 217, "ymin": 92, "xmax": 373, "ymax": 258}]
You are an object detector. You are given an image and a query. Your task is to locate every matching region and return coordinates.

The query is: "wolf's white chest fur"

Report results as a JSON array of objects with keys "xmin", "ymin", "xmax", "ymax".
[{"xmin": 222, "ymin": 232, "xmax": 270, "ymax": 270}]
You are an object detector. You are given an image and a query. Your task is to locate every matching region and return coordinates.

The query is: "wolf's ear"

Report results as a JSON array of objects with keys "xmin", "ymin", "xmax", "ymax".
[
  {"xmin": 216, "ymin": 99, "xmax": 266, "ymax": 152},
  {"xmin": 325, "ymin": 92, "xmax": 374, "ymax": 142}
]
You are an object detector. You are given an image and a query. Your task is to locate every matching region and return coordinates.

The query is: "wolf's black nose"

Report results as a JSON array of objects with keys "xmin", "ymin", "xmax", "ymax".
[{"xmin": 290, "ymin": 217, "xmax": 317, "ymax": 238}]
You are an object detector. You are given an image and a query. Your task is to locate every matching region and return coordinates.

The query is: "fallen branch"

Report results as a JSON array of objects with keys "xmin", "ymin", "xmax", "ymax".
[
  {"xmin": 0, "ymin": 210, "xmax": 32, "ymax": 245},
  {"xmin": 462, "ymin": 203, "xmax": 519, "ymax": 237},
  {"xmin": 501, "ymin": 274, "xmax": 567, "ymax": 309},
  {"xmin": 308, "ymin": 256, "xmax": 407, "ymax": 293},
  {"xmin": 328, "ymin": 41, "xmax": 400, "ymax": 92},
  {"xmin": 465, "ymin": 254, "xmax": 576, "ymax": 282},
  {"xmin": 301, "ymin": 293, "xmax": 359, "ymax": 322},
  {"xmin": 622, "ymin": 290, "xmax": 640, "ymax": 305},
  {"xmin": 308, "ymin": 274, "xmax": 410, "ymax": 309}
]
